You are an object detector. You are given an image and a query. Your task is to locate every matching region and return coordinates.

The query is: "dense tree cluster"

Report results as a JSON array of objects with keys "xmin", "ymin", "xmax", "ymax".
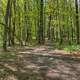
[{"xmin": 0, "ymin": 0, "xmax": 80, "ymax": 50}]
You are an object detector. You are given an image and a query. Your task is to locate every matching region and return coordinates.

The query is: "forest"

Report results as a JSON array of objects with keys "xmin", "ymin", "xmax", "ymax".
[{"xmin": 0, "ymin": 0, "xmax": 80, "ymax": 80}]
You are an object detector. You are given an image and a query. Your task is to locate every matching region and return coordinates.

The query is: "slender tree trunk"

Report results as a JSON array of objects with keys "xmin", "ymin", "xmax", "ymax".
[
  {"xmin": 75, "ymin": 0, "xmax": 79, "ymax": 44},
  {"xmin": 47, "ymin": 14, "xmax": 52, "ymax": 40},
  {"xmin": 38, "ymin": 0, "xmax": 45, "ymax": 44},
  {"xmin": 3, "ymin": 0, "xmax": 10, "ymax": 50},
  {"xmin": 8, "ymin": 1, "xmax": 12, "ymax": 46},
  {"xmin": 12, "ymin": 0, "xmax": 16, "ymax": 45}
]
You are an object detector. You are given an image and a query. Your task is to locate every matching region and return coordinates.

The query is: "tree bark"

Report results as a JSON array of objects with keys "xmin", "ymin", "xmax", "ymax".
[
  {"xmin": 3, "ymin": 0, "xmax": 10, "ymax": 50},
  {"xmin": 38, "ymin": 0, "xmax": 45, "ymax": 44},
  {"xmin": 75, "ymin": 0, "xmax": 79, "ymax": 44}
]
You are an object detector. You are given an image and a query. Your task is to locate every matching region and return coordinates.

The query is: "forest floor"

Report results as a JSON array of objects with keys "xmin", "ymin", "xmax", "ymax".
[{"xmin": 0, "ymin": 45, "xmax": 80, "ymax": 80}]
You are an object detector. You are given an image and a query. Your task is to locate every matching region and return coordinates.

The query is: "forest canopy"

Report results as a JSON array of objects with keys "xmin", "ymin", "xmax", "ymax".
[{"xmin": 0, "ymin": 0, "xmax": 80, "ymax": 50}]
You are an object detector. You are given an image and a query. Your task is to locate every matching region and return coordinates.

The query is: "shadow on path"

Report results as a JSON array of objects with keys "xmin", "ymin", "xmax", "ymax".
[{"xmin": 0, "ymin": 46, "xmax": 80, "ymax": 80}]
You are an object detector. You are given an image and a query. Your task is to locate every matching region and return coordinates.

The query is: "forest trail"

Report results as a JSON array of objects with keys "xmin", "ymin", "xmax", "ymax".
[
  {"xmin": 0, "ymin": 46, "xmax": 80, "ymax": 80},
  {"xmin": 0, "ymin": 0, "xmax": 80, "ymax": 79}
]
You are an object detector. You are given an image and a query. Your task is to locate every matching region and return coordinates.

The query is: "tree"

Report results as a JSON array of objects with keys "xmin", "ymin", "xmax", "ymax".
[
  {"xmin": 3, "ymin": 0, "xmax": 11, "ymax": 50},
  {"xmin": 38, "ymin": 0, "xmax": 45, "ymax": 44},
  {"xmin": 75, "ymin": 0, "xmax": 80, "ymax": 44}
]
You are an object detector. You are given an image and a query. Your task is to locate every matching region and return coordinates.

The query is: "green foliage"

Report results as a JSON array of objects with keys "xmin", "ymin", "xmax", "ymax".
[
  {"xmin": 0, "ymin": 0, "xmax": 80, "ymax": 50},
  {"xmin": 0, "ymin": 52, "xmax": 16, "ymax": 60},
  {"xmin": 63, "ymin": 45, "xmax": 80, "ymax": 51}
]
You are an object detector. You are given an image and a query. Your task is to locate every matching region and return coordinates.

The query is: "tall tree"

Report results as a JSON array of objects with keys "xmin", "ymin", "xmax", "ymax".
[
  {"xmin": 12, "ymin": 0, "xmax": 16, "ymax": 45},
  {"xmin": 75, "ymin": 0, "xmax": 80, "ymax": 44},
  {"xmin": 3, "ymin": 0, "xmax": 10, "ymax": 50},
  {"xmin": 38, "ymin": 0, "xmax": 45, "ymax": 44}
]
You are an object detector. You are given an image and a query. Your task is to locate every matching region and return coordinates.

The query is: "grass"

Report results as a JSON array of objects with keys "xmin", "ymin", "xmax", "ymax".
[
  {"xmin": 56, "ymin": 44, "xmax": 80, "ymax": 52},
  {"xmin": 0, "ymin": 51, "xmax": 16, "ymax": 60},
  {"xmin": 53, "ymin": 42, "xmax": 80, "ymax": 52},
  {"xmin": 63, "ymin": 45, "xmax": 80, "ymax": 52}
]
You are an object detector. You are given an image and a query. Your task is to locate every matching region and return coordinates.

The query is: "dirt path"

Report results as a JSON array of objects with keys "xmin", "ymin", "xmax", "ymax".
[{"xmin": 0, "ymin": 46, "xmax": 80, "ymax": 80}]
